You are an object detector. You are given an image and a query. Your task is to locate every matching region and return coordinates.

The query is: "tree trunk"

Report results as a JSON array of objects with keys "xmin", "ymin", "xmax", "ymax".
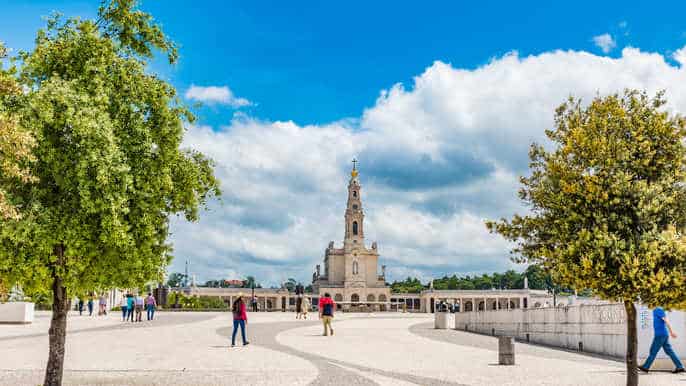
[
  {"xmin": 624, "ymin": 301, "xmax": 638, "ymax": 386},
  {"xmin": 44, "ymin": 245, "xmax": 68, "ymax": 386}
]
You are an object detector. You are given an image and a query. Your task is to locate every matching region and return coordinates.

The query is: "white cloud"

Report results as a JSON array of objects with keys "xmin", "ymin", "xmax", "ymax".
[
  {"xmin": 592, "ymin": 33, "xmax": 616, "ymax": 53},
  {"xmin": 674, "ymin": 47, "xmax": 686, "ymax": 67},
  {"xmin": 184, "ymin": 85, "xmax": 252, "ymax": 107},
  {"xmin": 172, "ymin": 45, "xmax": 686, "ymax": 286}
]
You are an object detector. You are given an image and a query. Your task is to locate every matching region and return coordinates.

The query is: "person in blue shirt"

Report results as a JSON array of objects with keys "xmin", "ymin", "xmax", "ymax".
[
  {"xmin": 126, "ymin": 294, "xmax": 135, "ymax": 323},
  {"xmin": 638, "ymin": 307, "xmax": 684, "ymax": 374}
]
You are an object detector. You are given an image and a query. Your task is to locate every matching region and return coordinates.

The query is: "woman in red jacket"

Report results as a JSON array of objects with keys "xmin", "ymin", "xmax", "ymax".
[{"xmin": 231, "ymin": 294, "xmax": 250, "ymax": 347}]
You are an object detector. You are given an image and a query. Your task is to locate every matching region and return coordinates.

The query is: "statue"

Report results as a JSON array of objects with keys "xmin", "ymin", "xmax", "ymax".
[
  {"xmin": 371, "ymin": 241, "xmax": 377, "ymax": 250},
  {"xmin": 328, "ymin": 241, "xmax": 334, "ymax": 249},
  {"xmin": 316, "ymin": 264, "xmax": 321, "ymax": 277},
  {"xmin": 381, "ymin": 265, "xmax": 386, "ymax": 278},
  {"xmin": 523, "ymin": 276, "xmax": 529, "ymax": 289}
]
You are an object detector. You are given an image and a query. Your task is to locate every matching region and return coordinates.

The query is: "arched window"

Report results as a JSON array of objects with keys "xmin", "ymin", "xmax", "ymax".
[
  {"xmin": 353, "ymin": 191, "xmax": 357, "ymax": 197},
  {"xmin": 351, "ymin": 294, "xmax": 360, "ymax": 303},
  {"xmin": 367, "ymin": 294, "xmax": 375, "ymax": 302},
  {"xmin": 352, "ymin": 221, "xmax": 358, "ymax": 235},
  {"xmin": 352, "ymin": 261, "xmax": 359, "ymax": 275},
  {"xmin": 334, "ymin": 294, "xmax": 343, "ymax": 302},
  {"xmin": 464, "ymin": 301, "xmax": 473, "ymax": 312}
]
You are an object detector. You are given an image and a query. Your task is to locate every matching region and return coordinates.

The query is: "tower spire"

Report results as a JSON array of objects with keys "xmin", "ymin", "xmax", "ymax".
[{"xmin": 345, "ymin": 159, "xmax": 364, "ymax": 245}]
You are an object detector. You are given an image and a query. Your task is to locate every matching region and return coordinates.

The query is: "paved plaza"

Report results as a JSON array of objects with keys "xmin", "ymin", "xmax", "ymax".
[{"xmin": 0, "ymin": 311, "xmax": 682, "ymax": 385}]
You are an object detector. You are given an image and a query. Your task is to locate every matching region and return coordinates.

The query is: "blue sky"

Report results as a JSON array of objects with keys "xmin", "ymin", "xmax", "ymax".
[{"xmin": 4, "ymin": 1, "xmax": 686, "ymax": 286}]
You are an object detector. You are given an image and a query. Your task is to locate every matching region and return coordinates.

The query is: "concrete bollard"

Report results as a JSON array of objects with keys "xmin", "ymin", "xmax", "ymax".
[
  {"xmin": 498, "ymin": 336, "xmax": 515, "ymax": 365},
  {"xmin": 434, "ymin": 311, "xmax": 454, "ymax": 329}
]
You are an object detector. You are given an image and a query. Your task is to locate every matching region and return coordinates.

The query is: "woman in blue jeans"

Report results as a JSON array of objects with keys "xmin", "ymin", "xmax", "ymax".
[
  {"xmin": 120, "ymin": 296, "xmax": 128, "ymax": 321},
  {"xmin": 231, "ymin": 295, "xmax": 249, "ymax": 347}
]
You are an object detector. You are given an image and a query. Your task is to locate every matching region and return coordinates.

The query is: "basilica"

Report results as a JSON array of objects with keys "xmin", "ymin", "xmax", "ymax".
[
  {"xmin": 311, "ymin": 161, "xmax": 391, "ymax": 310},
  {"xmin": 175, "ymin": 161, "xmax": 549, "ymax": 314}
]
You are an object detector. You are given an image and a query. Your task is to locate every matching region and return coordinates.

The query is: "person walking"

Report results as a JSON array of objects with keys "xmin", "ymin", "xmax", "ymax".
[
  {"xmin": 231, "ymin": 294, "xmax": 249, "ymax": 347},
  {"xmin": 145, "ymin": 293, "xmax": 157, "ymax": 321},
  {"xmin": 78, "ymin": 298, "xmax": 84, "ymax": 316},
  {"xmin": 126, "ymin": 294, "xmax": 135, "ymax": 322},
  {"xmin": 639, "ymin": 306, "xmax": 685, "ymax": 374},
  {"xmin": 134, "ymin": 294, "xmax": 144, "ymax": 322},
  {"xmin": 251, "ymin": 296, "xmax": 258, "ymax": 312},
  {"xmin": 120, "ymin": 295, "xmax": 128, "ymax": 322},
  {"xmin": 296, "ymin": 296, "xmax": 303, "ymax": 319},
  {"xmin": 87, "ymin": 296, "xmax": 94, "ymax": 316},
  {"xmin": 318, "ymin": 293, "xmax": 335, "ymax": 336},
  {"xmin": 98, "ymin": 294, "xmax": 107, "ymax": 316},
  {"xmin": 302, "ymin": 297, "xmax": 310, "ymax": 320}
]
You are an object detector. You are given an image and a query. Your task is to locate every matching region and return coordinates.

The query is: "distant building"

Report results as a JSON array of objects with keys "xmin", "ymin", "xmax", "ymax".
[
  {"xmin": 175, "ymin": 161, "xmax": 567, "ymax": 313},
  {"xmin": 312, "ymin": 161, "xmax": 391, "ymax": 311}
]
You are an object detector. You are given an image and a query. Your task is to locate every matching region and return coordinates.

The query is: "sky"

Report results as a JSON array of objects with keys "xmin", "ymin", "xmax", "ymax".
[{"xmin": 4, "ymin": 1, "xmax": 686, "ymax": 287}]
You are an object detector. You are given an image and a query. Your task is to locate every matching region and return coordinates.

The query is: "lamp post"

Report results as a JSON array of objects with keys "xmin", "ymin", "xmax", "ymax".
[{"xmin": 251, "ymin": 281, "xmax": 255, "ymax": 311}]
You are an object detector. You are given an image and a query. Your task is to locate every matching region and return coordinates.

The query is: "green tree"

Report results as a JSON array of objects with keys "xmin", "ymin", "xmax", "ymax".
[
  {"xmin": 167, "ymin": 272, "xmax": 186, "ymax": 288},
  {"xmin": 522, "ymin": 264, "xmax": 547, "ymax": 290},
  {"xmin": 284, "ymin": 277, "xmax": 298, "ymax": 292},
  {"xmin": 487, "ymin": 90, "xmax": 686, "ymax": 386},
  {"xmin": 242, "ymin": 275, "xmax": 260, "ymax": 289},
  {"xmin": 390, "ymin": 277, "xmax": 424, "ymax": 293},
  {"xmin": 0, "ymin": 42, "xmax": 36, "ymax": 220},
  {"xmin": 0, "ymin": 2, "xmax": 219, "ymax": 385}
]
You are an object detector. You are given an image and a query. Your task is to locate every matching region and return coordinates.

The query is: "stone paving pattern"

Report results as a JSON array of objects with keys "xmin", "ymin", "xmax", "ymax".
[{"xmin": 0, "ymin": 311, "xmax": 683, "ymax": 385}]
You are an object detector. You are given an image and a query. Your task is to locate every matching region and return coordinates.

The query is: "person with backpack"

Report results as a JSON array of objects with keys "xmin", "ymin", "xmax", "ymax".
[
  {"xmin": 318, "ymin": 293, "xmax": 335, "ymax": 336},
  {"xmin": 231, "ymin": 294, "xmax": 250, "ymax": 347}
]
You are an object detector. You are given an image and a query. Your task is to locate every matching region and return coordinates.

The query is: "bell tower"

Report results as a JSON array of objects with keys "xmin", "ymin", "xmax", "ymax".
[{"xmin": 344, "ymin": 158, "xmax": 364, "ymax": 249}]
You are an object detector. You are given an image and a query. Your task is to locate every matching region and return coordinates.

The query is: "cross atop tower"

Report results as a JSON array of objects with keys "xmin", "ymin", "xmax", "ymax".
[{"xmin": 351, "ymin": 158, "xmax": 359, "ymax": 178}]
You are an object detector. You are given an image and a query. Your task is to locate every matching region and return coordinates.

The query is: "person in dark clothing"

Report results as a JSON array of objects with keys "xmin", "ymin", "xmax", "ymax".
[
  {"xmin": 296, "ymin": 296, "xmax": 303, "ymax": 319},
  {"xmin": 87, "ymin": 297, "xmax": 94, "ymax": 316},
  {"xmin": 251, "ymin": 296, "xmax": 258, "ymax": 312},
  {"xmin": 231, "ymin": 294, "xmax": 250, "ymax": 347},
  {"xmin": 78, "ymin": 298, "xmax": 84, "ymax": 315}
]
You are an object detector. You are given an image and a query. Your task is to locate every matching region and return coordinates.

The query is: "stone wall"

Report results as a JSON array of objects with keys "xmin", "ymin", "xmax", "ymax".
[{"xmin": 453, "ymin": 303, "xmax": 627, "ymax": 358}]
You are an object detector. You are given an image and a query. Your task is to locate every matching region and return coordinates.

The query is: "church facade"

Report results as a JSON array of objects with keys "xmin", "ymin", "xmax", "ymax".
[{"xmin": 312, "ymin": 162, "xmax": 391, "ymax": 310}]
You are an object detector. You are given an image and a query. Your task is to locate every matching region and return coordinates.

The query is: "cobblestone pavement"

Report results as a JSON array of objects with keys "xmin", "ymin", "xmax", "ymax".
[
  {"xmin": 216, "ymin": 318, "xmax": 459, "ymax": 386},
  {"xmin": 1, "ymin": 311, "xmax": 683, "ymax": 385}
]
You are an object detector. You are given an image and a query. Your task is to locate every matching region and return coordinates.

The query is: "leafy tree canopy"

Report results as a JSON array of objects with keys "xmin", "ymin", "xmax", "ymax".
[
  {"xmin": 486, "ymin": 90, "xmax": 686, "ymax": 386},
  {"xmin": 390, "ymin": 266, "xmax": 566, "ymax": 294},
  {"xmin": 0, "ymin": 42, "xmax": 36, "ymax": 220},
  {"xmin": 0, "ymin": 0, "xmax": 220, "ymax": 306},
  {"xmin": 487, "ymin": 90, "xmax": 686, "ymax": 308}
]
